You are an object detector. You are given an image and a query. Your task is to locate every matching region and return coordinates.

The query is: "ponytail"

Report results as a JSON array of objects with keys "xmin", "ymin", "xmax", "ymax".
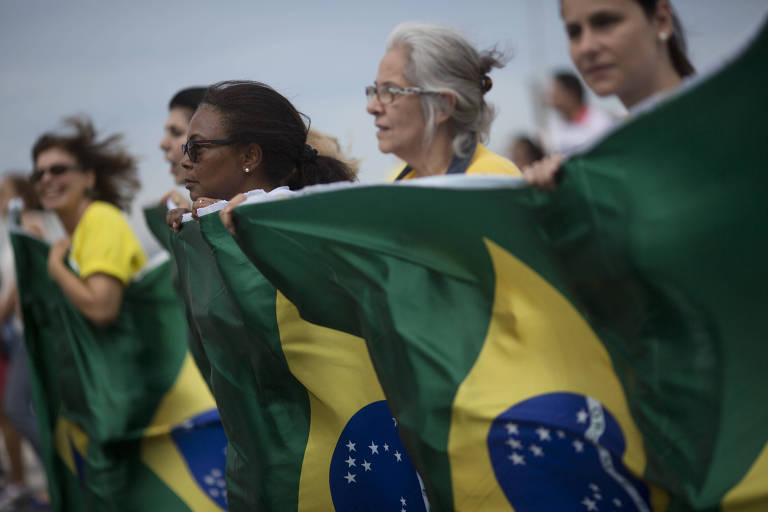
[
  {"xmin": 668, "ymin": 9, "xmax": 696, "ymax": 77},
  {"xmin": 286, "ymin": 153, "xmax": 356, "ymax": 190}
]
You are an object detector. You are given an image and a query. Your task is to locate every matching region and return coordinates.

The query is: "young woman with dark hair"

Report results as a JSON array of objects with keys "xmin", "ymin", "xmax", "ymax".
[
  {"xmin": 158, "ymin": 87, "xmax": 207, "ymax": 208},
  {"xmin": 525, "ymin": 0, "xmax": 696, "ymax": 189},
  {"xmin": 168, "ymin": 80, "xmax": 356, "ymax": 230},
  {"xmin": 32, "ymin": 117, "xmax": 145, "ymax": 327}
]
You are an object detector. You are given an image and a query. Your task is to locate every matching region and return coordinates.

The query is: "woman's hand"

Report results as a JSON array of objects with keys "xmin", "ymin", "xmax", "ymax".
[
  {"xmin": 167, "ymin": 208, "xmax": 191, "ymax": 233},
  {"xmin": 191, "ymin": 197, "xmax": 220, "ymax": 220},
  {"xmin": 47, "ymin": 238, "xmax": 72, "ymax": 276},
  {"xmin": 523, "ymin": 154, "xmax": 565, "ymax": 192},
  {"xmin": 161, "ymin": 190, "xmax": 190, "ymax": 210},
  {"xmin": 220, "ymin": 194, "xmax": 248, "ymax": 235}
]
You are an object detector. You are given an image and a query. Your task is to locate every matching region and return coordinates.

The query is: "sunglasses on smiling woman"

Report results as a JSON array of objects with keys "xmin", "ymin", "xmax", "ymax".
[
  {"xmin": 365, "ymin": 84, "xmax": 441, "ymax": 105},
  {"xmin": 29, "ymin": 164, "xmax": 81, "ymax": 183},
  {"xmin": 181, "ymin": 138, "xmax": 237, "ymax": 163}
]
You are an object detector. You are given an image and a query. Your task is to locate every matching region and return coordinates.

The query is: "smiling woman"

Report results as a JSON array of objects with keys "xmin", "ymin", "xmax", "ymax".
[{"xmin": 32, "ymin": 117, "xmax": 145, "ymax": 327}]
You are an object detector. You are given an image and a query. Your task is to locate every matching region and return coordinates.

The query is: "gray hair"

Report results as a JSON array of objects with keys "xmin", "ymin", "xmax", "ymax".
[{"xmin": 386, "ymin": 23, "xmax": 506, "ymax": 157}]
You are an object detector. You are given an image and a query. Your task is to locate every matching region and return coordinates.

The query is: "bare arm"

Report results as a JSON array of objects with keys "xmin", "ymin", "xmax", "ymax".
[{"xmin": 47, "ymin": 239, "xmax": 124, "ymax": 327}]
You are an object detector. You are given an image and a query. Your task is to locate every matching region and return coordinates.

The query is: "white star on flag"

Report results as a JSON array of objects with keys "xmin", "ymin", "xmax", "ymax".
[
  {"xmin": 345, "ymin": 456, "xmax": 356, "ymax": 467},
  {"xmin": 581, "ymin": 497, "xmax": 598, "ymax": 511},
  {"xmin": 344, "ymin": 472, "xmax": 356, "ymax": 484},
  {"xmin": 577, "ymin": 409, "xmax": 589, "ymax": 424},
  {"xmin": 589, "ymin": 483, "xmax": 599, "ymax": 493},
  {"xmin": 505, "ymin": 423, "xmax": 519, "ymax": 435},
  {"xmin": 613, "ymin": 498, "xmax": 623, "ymax": 507},
  {"xmin": 594, "ymin": 493, "xmax": 602, "ymax": 501},
  {"xmin": 346, "ymin": 441, "xmax": 356, "ymax": 452},
  {"xmin": 400, "ymin": 497, "xmax": 407, "ymax": 506},
  {"xmin": 368, "ymin": 441, "xmax": 379, "ymax": 454},
  {"xmin": 394, "ymin": 450, "xmax": 402, "ymax": 462},
  {"xmin": 557, "ymin": 430, "xmax": 566, "ymax": 439},
  {"xmin": 362, "ymin": 460, "xmax": 372, "ymax": 471},
  {"xmin": 535, "ymin": 427, "xmax": 551, "ymax": 441},
  {"xmin": 529, "ymin": 445, "xmax": 544, "ymax": 457},
  {"xmin": 573, "ymin": 439, "xmax": 585, "ymax": 453},
  {"xmin": 383, "ymin": 443, "xmax": 390, "ymax": 452},
  {"xmin": 506, "ymin": 438, "xmax": 522, "ymax": 449},
  {"xmin": 509, "ymin": 452, "xmax": 526, "ymax": 465}
]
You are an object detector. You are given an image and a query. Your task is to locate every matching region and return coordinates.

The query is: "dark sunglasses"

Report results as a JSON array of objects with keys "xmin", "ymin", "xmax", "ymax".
[
  {"xmin": 181, "ymin": 138, "xmax": 237, "ymax": 163},
  {"xmin": 29, "ymin": 164, "xmax": 81, "ymax": 183}
]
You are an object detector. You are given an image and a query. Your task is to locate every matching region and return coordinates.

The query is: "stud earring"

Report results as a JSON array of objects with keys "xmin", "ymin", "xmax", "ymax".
[
  {"xmin": 659, "ymin": 32, "xmax": 669, "ymax": 42},
  {"xmin": 244, "ymin": 167, "xmax": 250, "ymax": 174}
]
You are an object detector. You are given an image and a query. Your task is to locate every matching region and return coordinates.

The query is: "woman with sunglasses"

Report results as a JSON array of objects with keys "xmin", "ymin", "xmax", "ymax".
[
  {"xmin": 167, "ymin": 81, "xmax": 415, "ymax": 510},
  {"xmin": 365, "ymin": 23, "xmax": 520, "ymax": 181},
  {"xmin": 167, "ymin": 81, "xmax": 356, "ymax": 229},
  {"xmin": 32, "ymin": 117, "xmax": 144, "ymax": 327},
  {"xmin": 525, "ymin": 0, "xmax": 695, "ymax": 189}
]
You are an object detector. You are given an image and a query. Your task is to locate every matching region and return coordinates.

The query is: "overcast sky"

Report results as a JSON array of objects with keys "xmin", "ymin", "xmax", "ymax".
[{"xmin": 2, "ymin": 0, "xmax": 766, "ymax": 254}]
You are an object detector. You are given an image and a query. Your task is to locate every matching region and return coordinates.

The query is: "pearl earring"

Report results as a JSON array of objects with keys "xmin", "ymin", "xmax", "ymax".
[
  {"xmin": 659, "ymin": 32, "xmax": 669, "ymax": 42},
  {"xmin": 244, "ymin": 167, "xmax": 250, "ymax": 173}
]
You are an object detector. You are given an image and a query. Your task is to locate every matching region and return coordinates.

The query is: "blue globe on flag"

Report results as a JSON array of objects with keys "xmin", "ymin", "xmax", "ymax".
[
  {"xmin": 170, "ymin": 408, "xmax": 229, "ymax": 510},
  {"xmin": 330, "ymin": 400, "xmax": 428, "ymax": 512},
  {"xmin": 488, "ymin": 392, "xmax": 651, "ymax": 512}
]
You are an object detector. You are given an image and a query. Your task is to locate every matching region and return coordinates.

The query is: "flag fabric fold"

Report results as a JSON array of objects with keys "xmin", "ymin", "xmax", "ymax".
[{"xmin": 226, "ymin": 19, "xmax": 768, "ymax": 512}]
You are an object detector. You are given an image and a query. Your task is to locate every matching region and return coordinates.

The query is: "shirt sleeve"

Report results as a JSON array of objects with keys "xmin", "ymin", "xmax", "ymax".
[{"xmin": 75, "ymin": 205, "xmax": 146, "ymax": 285}]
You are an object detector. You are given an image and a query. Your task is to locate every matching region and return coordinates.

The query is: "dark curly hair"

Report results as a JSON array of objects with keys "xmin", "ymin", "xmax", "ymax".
[
  {"xmin": 200, "ymin": 81, "xmax": 356, "ymax": 190},
  {"xmin": 31, "ymin": 116, "xmax": 140, "ymax": 211}
]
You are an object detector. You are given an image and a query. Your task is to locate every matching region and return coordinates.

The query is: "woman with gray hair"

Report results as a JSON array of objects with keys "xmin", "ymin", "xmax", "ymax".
[{"xmin": 366, "ymin": 22, "xmax": 520, "ymax": 180}]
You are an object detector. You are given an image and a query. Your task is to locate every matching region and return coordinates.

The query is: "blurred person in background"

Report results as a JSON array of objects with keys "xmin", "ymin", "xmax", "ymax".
[
  {"xmin": 544, "ymin": 70, "xmax": 613, "ymax": 154},
  {"xmin": 507, "ymin": 134, "xmax": 545, "ymax": 169},
  {"xmin": 0, "ymin": 174, "xmax": 59, "ymax": 510},
  {"xmin": 158, "ymin": 87, "xmax": 206, "ymax": 210},
  {"xmin": 525, "ymin": 0, "xmax": 695, "ymax": 189},
  {"xmin": 366, "ymin": 23, "xmax": 520, "ymax": 181}
]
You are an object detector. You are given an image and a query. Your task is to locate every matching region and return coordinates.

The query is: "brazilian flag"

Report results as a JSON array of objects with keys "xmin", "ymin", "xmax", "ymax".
[
  {"xmin": 224, "ymin": 20, "xmax": 768, "ymax": 512},
  {"xmin": 167, "ymin": 211, "xmax": 427, "ymax": 511},
  {"xmin": 10, "ymin": 223, "xmax": 228, "ymax": 511}
]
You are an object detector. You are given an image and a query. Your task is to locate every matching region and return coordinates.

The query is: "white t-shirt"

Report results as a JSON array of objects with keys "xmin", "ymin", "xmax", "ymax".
[{"xmin": 548, "ymin": 106, "xmax": 614, "ymax": 155}]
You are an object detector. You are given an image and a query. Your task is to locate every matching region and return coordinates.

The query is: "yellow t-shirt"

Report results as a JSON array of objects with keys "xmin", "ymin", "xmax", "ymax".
[
  {"xmin": 70, "ymin": 201, "xmax": 147, "ymax": 285},
  {"xmin": 393, "ymin": 143, "xmax": 521, "ymax": 181}
]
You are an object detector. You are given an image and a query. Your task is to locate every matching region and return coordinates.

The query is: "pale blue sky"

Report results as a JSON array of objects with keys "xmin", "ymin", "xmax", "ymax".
[{"xmin": 2, "ymin": 0, "xmax": 766, "ymax": 253}]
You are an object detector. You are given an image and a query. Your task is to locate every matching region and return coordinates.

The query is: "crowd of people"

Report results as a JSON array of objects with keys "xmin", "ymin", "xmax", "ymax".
[{"xmin": 0, "ymin": 0, "xmax": 705, "ymax": 510}]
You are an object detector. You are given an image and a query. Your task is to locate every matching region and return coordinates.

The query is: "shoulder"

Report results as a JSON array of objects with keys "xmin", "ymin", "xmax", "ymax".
[
  {"xmin": 75, "ymin": 201, "xmax": 137, "ymax": 239},
  {"xmin": 71, "ymin": 201, "xmax": 146, "ymax": 283},
  {"xmin": 81, "ymin": 201, "xmax": 127, "ymax": 225},
  {"xmin": 467, "ymin": 144, "xmax": 522, "ymax": 176}
]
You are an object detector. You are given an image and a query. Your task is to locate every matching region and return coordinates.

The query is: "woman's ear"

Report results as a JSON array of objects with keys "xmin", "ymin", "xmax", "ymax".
[
  {"xmin": 242, "ymin": 143, "xmax": 263, "ymax": 172},
  {"xmin": 436, "ymin": 91, "xmax": 457, "ymax": 124},
  {"xmin": 653, "ymin": 0, "xmax": 675, "ymax": 40}
]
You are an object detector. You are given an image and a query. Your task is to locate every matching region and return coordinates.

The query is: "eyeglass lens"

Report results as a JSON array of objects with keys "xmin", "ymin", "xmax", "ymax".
[
  {"xmin": 30, "ymin": 164, "xmax": 75, "ymax": 183},
  {"xmin": 366, "ymin": 85, "xmax": 392, "ymax": 104}
]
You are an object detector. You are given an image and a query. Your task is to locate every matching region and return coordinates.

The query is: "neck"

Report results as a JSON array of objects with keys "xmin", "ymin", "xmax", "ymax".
[
  {"xmin": 403, "ymin": 126, "xmax": 455, "ymax": 177},
  {"xmin": 622, "ymin": 63, "xmax": 683, "ymax": 110},
  {"xmin": 58, "ymin": 198, "xmax": 93, "ymax": 235}
]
